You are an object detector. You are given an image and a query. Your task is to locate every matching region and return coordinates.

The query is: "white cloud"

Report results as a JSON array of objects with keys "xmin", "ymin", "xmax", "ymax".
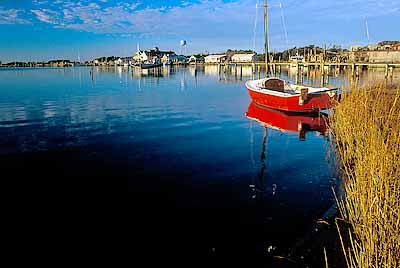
[
  {"xmin": 25, "ymin": 0, "xmax": 256, "ymax": 37},
  {"xmin": 32, "ymin": 0, "xmax": 50, "ymax": 5},
  {"xmin": 0, "ymin": 8, "xmax": 30, "ymax": 25},
  {"xmin": 3, "ymin": 0, "xmax": 399, "ymax": 53},
  {"xmin": 25, "ymin": 0, "xmax": 399, "ymax": 37},
  {"xmin": 31, "ymin": 9, "xmax": 61, "ymax": 24}
]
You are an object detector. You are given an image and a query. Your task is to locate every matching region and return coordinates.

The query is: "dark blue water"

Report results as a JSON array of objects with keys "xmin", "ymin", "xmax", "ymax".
[{"xmin": 0, "ymin": 66, "xmax": 338, "ymax": 265}]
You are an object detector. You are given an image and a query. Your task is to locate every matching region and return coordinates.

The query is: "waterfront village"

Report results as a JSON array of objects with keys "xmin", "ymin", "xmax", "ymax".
[{"xmin": 1, "ymin": 40, "xmax": 400, "ymax": 68}]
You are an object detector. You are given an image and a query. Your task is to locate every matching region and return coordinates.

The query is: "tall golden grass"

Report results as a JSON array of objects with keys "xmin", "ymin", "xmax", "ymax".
[{"xmin": 329, "ymin": 82, "xmax": 400, "ymax": 268}]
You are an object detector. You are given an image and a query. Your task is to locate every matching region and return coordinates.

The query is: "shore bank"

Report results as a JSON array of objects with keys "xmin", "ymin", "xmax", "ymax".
[{"xmin": 330, "ymin": 82, "xmax": 400, "ymax": 267}]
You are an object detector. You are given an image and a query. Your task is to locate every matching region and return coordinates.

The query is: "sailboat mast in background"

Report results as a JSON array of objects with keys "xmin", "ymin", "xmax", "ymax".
[{"xmin": 264, "ymin": 0, "xmax": 269, "ymax": 75}]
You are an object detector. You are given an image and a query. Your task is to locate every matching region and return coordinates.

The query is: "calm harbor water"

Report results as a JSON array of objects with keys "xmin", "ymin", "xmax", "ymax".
[{"xmin": 0, "ymin": 65, "xmax": 377, "ymax": 264}]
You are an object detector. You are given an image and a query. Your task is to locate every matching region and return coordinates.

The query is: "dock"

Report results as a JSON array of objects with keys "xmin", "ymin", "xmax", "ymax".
[{"xmin": 213, "ymin": 61, "xmax": 399, "ymax": 78}]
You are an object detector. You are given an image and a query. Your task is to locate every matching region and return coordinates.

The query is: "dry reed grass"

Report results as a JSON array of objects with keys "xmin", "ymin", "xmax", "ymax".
[{"xmin": 329, "ymin": 82, "xmax": 400, "ymax": 268}]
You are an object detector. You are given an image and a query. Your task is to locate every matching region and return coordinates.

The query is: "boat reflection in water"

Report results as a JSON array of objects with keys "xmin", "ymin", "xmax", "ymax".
[{"xmin": 246, "ymin": 101, "xmax": 328, "ymax": 140}]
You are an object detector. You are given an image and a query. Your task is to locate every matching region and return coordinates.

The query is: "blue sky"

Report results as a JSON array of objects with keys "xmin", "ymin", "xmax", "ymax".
[{"xmin": 0, "ymin": 0, "xmax": 399, "ymax": 62}]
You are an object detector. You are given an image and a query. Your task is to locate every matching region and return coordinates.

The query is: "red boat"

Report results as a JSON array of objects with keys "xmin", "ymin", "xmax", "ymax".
[
  {"xmin": 245, "ymin": 101, "xmax": 328, "ymax": 140},
  {"xmin": 246, "ymin": 0, "xmax": 339, "ymax": 112},
  {"xmin": 245, "ymin": 77, "xmax": 339, "ymax": 112}
]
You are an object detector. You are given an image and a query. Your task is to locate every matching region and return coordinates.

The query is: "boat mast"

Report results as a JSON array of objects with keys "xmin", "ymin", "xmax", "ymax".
[{"xmin": 264, "ymin": 0, "xmax": 269, "ymax": 76}]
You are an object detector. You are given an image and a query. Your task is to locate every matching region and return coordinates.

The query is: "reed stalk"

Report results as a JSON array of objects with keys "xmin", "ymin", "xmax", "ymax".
[{"xmin": 330, "ymin": 82, "xmax": 400, "ymax": 268}]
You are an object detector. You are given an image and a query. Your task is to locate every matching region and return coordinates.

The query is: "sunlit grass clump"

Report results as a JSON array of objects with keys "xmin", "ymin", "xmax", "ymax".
[{"xmin": 330, "ymin": 82, "xmax": 400, "ymax": 268}]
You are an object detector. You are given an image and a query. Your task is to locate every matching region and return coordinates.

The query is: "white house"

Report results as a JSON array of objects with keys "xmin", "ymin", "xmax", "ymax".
[
  {"xmin": 231, "ymin": 53, "xmax": 256, "ymax": 63},
  {"xmin": 189, "ymin": 55, "xmax": 204, "ymax": 63},
  {"xmin": 133, "ymin": 48, "xmax": 177, "ymax": 64},
  {"xmin": 132, "ymin": 51, "xmax": 149, "ymax": 62},
  {"xmin": 204, "ymin": 54, "xmax": 227, "ymax": 64},
  {"xmin": 189, "ymin": 55, "xmax": 197, "ymax": 62},
  {"xmin": 161, "ymin": 53, "xmax": 177, "ymax": 64},
  {"xmin": 115, "ymin": 58, "xmax": 123, "ymax": 65}
]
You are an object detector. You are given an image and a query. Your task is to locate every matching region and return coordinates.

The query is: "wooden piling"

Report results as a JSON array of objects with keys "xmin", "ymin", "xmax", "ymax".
[
  {"xmin": 385, "ymin": 64, "xmax": 389, "ymax": 77},
  {"xmin": 321, "ymin": 63, "xmax": 325, "ymax": 76},
  {"xmin": 320, "ymin": 74, "xmax": 324, "ymax": 87},
  {"xmin": 234, "ymin": 63, "xmax": 238, "ymax": 79}
]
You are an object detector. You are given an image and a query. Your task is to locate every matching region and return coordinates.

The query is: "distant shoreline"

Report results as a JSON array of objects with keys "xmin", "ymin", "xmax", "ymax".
[{"xmin": 1, "ymin": 62, "xmax": 399, "ymax": 69}]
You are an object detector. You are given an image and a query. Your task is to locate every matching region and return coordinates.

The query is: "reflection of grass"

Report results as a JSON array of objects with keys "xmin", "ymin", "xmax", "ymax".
[{"xmin": 329, "ymin": 82, "xmax": 400, "ymax": 268}]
